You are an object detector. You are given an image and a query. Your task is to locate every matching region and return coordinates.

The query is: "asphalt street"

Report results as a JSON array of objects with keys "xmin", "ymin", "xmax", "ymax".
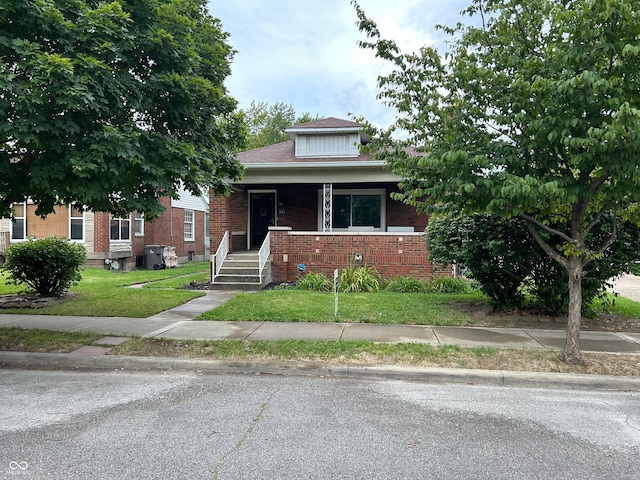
[{"xmin": 1, "ymin": 369, "xmax": 639, "ymax": 479}]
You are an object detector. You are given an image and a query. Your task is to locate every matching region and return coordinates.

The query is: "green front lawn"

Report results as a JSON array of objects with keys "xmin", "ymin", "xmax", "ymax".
[
  {"xmin": 198, "ymin": 290, "xmax": 485, "ymax": 325},
  {"xmin": 0, "ymin": 262, "xmax": 209, "ymax": 317}
]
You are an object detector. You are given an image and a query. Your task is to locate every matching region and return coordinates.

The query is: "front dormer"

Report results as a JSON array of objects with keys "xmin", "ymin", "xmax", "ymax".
[{"xmin": 285, "ymin": 117, "xmax": 369, "ymax": 158}]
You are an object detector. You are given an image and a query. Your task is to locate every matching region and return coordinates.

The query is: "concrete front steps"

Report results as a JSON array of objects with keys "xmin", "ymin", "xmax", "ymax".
[{"xmin": 210, "ymin": 251, "xmax": 271, "ymax": 291}]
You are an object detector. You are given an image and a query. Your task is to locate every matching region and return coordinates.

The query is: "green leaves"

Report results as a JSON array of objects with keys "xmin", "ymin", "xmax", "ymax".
[
  {"xmin": 356, "ymin": 0, "xmax": 640, "ymax": 229},
  {"xmin": 3, "ymin": 237, "xmax": 87, "ymax": 296},
  {"xmin": 0, "ymin": 0, "xmax": 244, "ymax": 219}
]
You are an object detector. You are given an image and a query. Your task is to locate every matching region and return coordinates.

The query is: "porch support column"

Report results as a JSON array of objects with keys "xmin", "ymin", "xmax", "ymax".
[{"xmin": 322, "ymin": 183, "xmax": 332, "ymax": 232}]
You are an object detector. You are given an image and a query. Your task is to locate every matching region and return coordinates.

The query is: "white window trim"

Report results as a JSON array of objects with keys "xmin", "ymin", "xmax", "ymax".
[
  {"xmin": 184, "ymin": 209, "xmax": 195, "ymax": 241},
  {"xmin": 110, "ymin": 216, "xmax": 131, "ymax": 242},
  {"xmin": 134, "ymin": 211, "xmax": 145, "ymax": 237},
  {"xmin": 316, "ymin": 188, "xmax": 386, "ymax": 232},
  {"xmin": 68, "ymin": 204, "xmax": 85, "ymax": 242}
]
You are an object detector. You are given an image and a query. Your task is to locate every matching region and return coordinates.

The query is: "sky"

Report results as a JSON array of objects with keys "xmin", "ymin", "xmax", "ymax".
[{"xmin": 210, "ymin": 0, "xmax": 471, "ymax": 128}]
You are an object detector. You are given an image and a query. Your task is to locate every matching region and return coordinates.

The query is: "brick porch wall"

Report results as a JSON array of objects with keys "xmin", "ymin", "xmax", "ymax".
[{"xmin": 269, "ymin": 229, "xmax": 447, "ymax": 283}]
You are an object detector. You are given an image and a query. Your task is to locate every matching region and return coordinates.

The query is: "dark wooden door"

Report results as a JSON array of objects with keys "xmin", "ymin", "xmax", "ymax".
[{"xmin": 251, "ymin": 193, "xmax": 275, "ymax": 248}]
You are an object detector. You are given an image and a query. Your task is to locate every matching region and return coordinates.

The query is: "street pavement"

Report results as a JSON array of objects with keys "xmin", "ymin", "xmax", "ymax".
[
  {"xmin": 2, "ymin": 370, "xmax": 639, "ymax": 479},
  {"xmin": 1, "ymin": 276, "xmax": 639, "ymax": 390}
]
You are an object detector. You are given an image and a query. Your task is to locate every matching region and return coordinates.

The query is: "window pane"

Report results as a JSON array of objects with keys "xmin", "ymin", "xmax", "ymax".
[
  {"xmin": 70, "ymin": 219, "xmax": 83, "ymax": 240},
  {"xmin": 120, "ymin": 219, "xmax": 130, "ymax": 240},
  {"xmin": 351, "ymin": 195, "xmax": 380, "ymax": 228},
  {"xmin": 184, "ymin": 210, "xmax": 194, "ymax": 240},
  {"xmin": 332, "ymin": 195, "xmax": 350, "ymax": 228},
  {"xmin": 11, "ymin": 219, "xmax": 24, "ymax": 239},
  {"xmin": 13, "ymin": 204, "xmax": 24, "ymax": 217},
  {"xmin": 110, "ymin": 219, "xmax": 120, "ymax": 240},
  {"xmin": 134, "ymin": 212, "xmax": 144, "ymax": 235}
]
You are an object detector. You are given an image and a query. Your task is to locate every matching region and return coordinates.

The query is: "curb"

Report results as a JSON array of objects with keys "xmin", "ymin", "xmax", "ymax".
[{"xmin": 2, "ymin": 351, "xmax": 639, "ymax": 392}]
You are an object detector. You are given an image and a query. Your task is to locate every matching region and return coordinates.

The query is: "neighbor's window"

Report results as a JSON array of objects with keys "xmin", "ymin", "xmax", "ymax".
[
  {"xmin": 184, "ymin": 210, "xmax": 194, "ymax": 241},
  {"xmin": 110, "ymin": 216, "xmax": 130, "ymax": 241},
  {"xmin": 134, "ymin": 211, "xmax": 144, "ymax": 236},
  {"xmin": 69, "ymin": 204, "xmax": 84, "ymax": 241},
  {"xmin": 10, "ymin": 202, "xmax": 26, "ymax": 240}
]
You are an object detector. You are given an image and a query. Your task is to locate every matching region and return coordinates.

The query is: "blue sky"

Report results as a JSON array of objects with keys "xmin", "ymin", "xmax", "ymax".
[{"xmin": 210, "ymin": 0, "xmax": 471, "ymax": 128}]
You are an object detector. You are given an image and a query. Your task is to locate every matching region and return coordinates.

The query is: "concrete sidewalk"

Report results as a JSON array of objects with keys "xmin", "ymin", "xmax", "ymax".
[
  {"xmin": 1, "ymin": 290, "xmax": 639, "ymax": 354},
  {"xmin": 2, "ymin": 288, "xmax": 640, "ymax": 391}
]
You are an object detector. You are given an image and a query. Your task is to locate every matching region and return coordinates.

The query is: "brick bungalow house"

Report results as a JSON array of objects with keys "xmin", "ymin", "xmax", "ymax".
[
  {"xmin": 209, "ymin": 117, "xmax": 442, "ymax": 289},
  {"xmin": 0, "ymin": 186, "xmax": 209, "ymax": 270}
]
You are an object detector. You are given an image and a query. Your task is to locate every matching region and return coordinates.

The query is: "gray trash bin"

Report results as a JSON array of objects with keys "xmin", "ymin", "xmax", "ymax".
[{"xmin": 144, "ymin": 245, "xmax": 165, "ymax": 270}]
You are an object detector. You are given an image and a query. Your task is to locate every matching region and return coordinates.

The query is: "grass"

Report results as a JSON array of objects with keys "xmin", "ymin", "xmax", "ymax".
[
  {"xmin": 0, "ymin": 327, "xmax": 102, "ymax": 353},
  {"xmin": 141, "ymin": 272, "xmax": 210, "ymax": 289},
  {"xmin": 0, "ymin": 262, "xmax": 210, "ymax": 317},
  {"xmin": 598, "ymin": 293, "xmax": 640, "ymax": 318},
  {"xmin": 0, "ymin": 331, "xmax": 628, "ymax": 376},
  {"xmin": 198, "ymin": 290, "xmax": 485, "ymax": 325}
]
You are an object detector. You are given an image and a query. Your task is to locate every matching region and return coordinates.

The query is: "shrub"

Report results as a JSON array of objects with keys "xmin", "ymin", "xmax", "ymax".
[
  {"xmin": 339, "ymin": 265, "xmax": 382, "ymax": 292},
  {"xmin": 426, "ymin": 277, "xmax": 470, "ymax": 294},
  {"xmin": 3, "ymin": 237, "xmax": 87, "ymax": 296},
  {"xmin": 427, "ymin": 212, "xmax": 640, "ymax": 314},
  {"xmin": 296, "ymin": 272, "xmax": 332, "ymax": 292},
  {"xmin": 385, "ymin": 276, "xmax": 428, "ymax": 293}
]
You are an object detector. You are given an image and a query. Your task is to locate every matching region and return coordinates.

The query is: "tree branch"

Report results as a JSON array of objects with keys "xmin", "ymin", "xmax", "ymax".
[
  {"xmin": 584, "ymin": 205, "xmax": 610, "ymax": 235},
  {"xmin": 585, "ymin": 214, "xmax": 617, "ymax": 267},
  {"xmin": 524, "ymin": 220, "xmax": 569, "ymax": 269},
  {"xmin": 519, "ymin": 213, "xmax": 575, "ymax": 244},
  {"xmin": 588, "ymin": 171, "xmax": 611, "ymax": 196}
]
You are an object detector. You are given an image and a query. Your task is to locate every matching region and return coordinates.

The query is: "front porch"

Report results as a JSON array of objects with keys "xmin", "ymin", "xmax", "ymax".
[
  {"xmin": 210, "ymin": 226, "xmax": 443, "ymax": 289},
  {"xmin": 209, "ymin": 182, "xmax": 442, "ymax": 288}
]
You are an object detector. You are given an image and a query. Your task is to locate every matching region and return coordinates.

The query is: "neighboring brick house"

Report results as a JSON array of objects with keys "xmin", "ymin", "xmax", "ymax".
[
  {"xmin": 0, "ymin": 186, "xmax": 209, "ymax": 269},
  {"xmin": 210, "ymin": 117, "xmax": 442, "ymax": 284}
]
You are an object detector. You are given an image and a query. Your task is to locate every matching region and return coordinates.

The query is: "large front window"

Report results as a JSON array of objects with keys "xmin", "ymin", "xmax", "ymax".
[
  {"xmin": 333, "ymin": 194, "xmax": 381, "ymax": 229},
  {"xmin": 318, "ymin": 189, "xmax": 385, "ymax": 231},
  {"xmin": 110, "ymin": 217, "xmax": 130, "ymax": 241}
]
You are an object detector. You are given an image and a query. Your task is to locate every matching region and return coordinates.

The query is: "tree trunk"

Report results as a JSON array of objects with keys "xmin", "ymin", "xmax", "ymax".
[{"xmin": 563, "ymin": 257, "xmax": 583, "ymax": 364}]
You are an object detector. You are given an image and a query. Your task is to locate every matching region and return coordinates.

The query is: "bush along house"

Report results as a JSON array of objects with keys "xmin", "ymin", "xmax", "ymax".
[
  {"xmin": 0, "ymin": 185, "xmax": 209, "ymax": 270},
  {"xmin": 209, "ymin": 117, "xmax": 443, "ymax": 290}
]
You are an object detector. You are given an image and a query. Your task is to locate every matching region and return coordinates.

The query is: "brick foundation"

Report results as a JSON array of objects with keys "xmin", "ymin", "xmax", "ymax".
[{"xmin": 269, "ymin": 229, "xmax": 447, "ymax": 283}]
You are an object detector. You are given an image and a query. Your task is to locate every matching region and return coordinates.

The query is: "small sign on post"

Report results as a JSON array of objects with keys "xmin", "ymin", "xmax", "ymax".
[{"xmin": 334, "ymin": 268, "xmax": 339, "ymax": 317}]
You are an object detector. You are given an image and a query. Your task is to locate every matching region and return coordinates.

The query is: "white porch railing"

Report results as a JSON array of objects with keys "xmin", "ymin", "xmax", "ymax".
[
  {"xmin": 258, "ymin": 231, "xmax": 271, "ymax": 284},
  {"xmin": 211, "ymin": 231, "xmax": 229, "ymax": 283}
]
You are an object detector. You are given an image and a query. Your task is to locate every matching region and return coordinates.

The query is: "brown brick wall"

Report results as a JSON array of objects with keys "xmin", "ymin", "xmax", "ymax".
[
  {"xmin": 143, "ymin": 198, "xmax": 206, "ymax": 259},
  {"xmin": 269, "ymin": 230, "xmax": 446, "ymax": 283},
  {"xmin": 93, "ymin": 212, "xmax": 110, "ymax": 253},
  {"xmin": 275, "ymin": 184, "xmax": 318, "ymax": 230},
  {"xmin": 210, "ymin": 189, "xmax": 247, "ymax": 252}
]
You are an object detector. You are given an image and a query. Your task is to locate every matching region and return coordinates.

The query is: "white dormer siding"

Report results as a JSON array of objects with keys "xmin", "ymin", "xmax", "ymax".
[{"xmin": 295, "ymin": 134, "xmax": 360, "ymax": 158}]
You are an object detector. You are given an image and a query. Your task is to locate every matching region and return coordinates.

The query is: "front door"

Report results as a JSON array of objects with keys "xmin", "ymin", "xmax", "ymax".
[{"xmin": 250, "ymin": 193, "xmax": 275, "ymax": 248}]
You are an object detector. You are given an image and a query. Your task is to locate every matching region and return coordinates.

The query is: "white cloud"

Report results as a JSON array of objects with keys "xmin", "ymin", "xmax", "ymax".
[{"xmin": 210, "ymin": 0, "xmax": 470, "ymax": 128}]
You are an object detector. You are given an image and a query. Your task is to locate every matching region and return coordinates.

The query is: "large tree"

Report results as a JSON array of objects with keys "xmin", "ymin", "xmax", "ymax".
[
  {"xmin": 242, "ymin": 100, "xmax": 320, "ymax": 149},
  {"xmin": 353, "ymin": 0, "xmax": 640, "ymax": 363},
  {"xmin": 0, "ymin": 0, "xmax": 244, "ymax": 219}
]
